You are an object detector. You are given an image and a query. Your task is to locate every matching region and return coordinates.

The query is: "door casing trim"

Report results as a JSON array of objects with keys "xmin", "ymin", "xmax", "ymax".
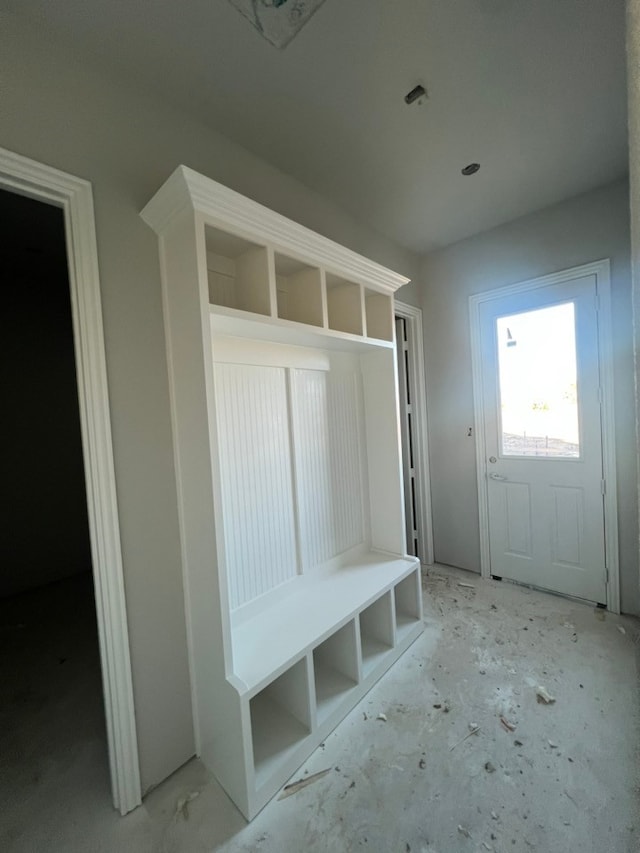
[
  {"xmin": 0, "ymin": 146, "xmax": 142, "ymax": 812},
  {"xmin": 395, "ymin": 300, "xmax": 434, "ymax": 565},
  {"xmin": 469, "ymin": 259, "xmax": 620, "ymax": 613}
]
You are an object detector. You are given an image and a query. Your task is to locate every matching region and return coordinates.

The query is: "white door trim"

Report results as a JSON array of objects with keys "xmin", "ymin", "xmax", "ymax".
[
  {"xmin": 469, "ymin": 260, "xmax": 620, "ymax": 613},
  {"xmin": 0, "ymin": 147, "xmax": 142, "ymax": 813},
  {"xmin": 395, "ymin": 300, "xmax": 434, "ymax": 565}
]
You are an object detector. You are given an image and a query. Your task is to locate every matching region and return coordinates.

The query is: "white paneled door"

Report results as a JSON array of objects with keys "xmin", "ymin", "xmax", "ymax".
[{"xmin": 478, "ymin": 275, "xmax": 607, "ymax": 604}]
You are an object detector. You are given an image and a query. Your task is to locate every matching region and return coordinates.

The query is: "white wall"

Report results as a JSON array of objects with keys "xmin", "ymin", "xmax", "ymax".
[
  {"xmin": 421, "ymin": 179, "xmax": 639, "ymax": 615},
  {"xmin": 1, "ymin": 11, "xmax": 420, "ymax": 792},
  {"xmin": 628, "ymin": 0, "xmax": 640, "ymax": 608}
]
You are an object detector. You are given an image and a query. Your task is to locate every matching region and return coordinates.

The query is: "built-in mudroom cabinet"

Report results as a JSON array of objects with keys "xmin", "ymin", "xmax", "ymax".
[{"xmin": 141, "ymin": 167, "xmax": 423, "ymax": 819}]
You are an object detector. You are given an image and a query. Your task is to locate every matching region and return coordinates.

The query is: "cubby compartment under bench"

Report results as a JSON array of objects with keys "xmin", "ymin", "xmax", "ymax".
[{"xmin": 141, "ymin": 166, "xmax": 424, "ymax": 819}]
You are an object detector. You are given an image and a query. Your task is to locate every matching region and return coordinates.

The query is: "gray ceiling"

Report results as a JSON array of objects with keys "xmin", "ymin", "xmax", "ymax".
[{"xmin": 10, "ymin": 0, "xmax": 629, "ymax": 253}]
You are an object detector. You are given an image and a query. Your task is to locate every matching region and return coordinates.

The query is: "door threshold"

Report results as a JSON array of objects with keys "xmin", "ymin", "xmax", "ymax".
[{"xmin": 489, "ymin": 574, "xmax": 604, "ymax": 610}]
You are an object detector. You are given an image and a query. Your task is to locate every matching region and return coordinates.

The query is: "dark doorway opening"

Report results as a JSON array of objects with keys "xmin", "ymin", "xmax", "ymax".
[{"xmin": 0, "ymin": 189, "xmax": 110, "ymax": 840}]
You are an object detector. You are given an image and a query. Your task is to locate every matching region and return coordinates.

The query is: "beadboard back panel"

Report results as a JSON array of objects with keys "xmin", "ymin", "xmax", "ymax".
[
  {"xmin": 214, "ymin": 363, "xmax": 298, "ymax": 609},
  {"xmin": 290, "ymin": 368, "xmax": 364, "ymax": 571},
  {"xmin": 290, "ymin": 369, "xmax": 334, "ymax": 570},
  {"xmin": 218, "ymin": 360, "xmax": 366, "ymax": 609},
  {"xmin": 327, "ymin": 371, "xmax": 365, "ymax": 556}
]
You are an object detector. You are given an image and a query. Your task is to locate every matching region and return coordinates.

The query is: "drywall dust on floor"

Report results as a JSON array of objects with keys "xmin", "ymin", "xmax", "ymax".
[{"xmin": 1, "ymin": 566, "xmax": 639, "ymax": 852}]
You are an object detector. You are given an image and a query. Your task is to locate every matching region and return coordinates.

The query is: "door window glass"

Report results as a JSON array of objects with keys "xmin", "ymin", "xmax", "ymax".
[{"xmin": 497, "ymin": 302, "xmax": 580, "ymax": 458}]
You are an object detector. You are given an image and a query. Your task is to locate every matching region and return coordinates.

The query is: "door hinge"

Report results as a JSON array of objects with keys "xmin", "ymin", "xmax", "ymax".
[
  {"xmin": 601, "ymin": 479, "xmax": 606, "ymax": 496},
  {"xmin": 605, "ymin": 567, "xmax": 609, "ymax": 585},
  {"xmin": 594, "ymin": 293, "xmax": 600, "ymax": 313}
]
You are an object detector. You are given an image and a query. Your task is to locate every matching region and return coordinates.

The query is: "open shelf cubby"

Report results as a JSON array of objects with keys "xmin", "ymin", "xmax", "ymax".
[
  {"xmin": 274, "ymin": 253, "xmax": 324, "ymax": 327},
  {"xmin": 365, "ymin": 289, "xmax": 394, "ymax": 342},
  {"xmin": 205, "ymin": 225, "xmax": 271, "ymax": 316},
  {"xmin": 313, "ymin": 620, "xmax": 360, "ymax": 724},
  {"xmin": 394, "ymin": 570, "xmax": 422, "ymax": 642},
  {"xmin": 326, "ymin": 273, "xmax": 363, "ymax": 335},
  {"xmin": 359, "ymin": 592, "xmax": 394, "ymax": 676},
  {"xmin": 250, "ymin": 658, "xmax": 311, "ymax": 787}
]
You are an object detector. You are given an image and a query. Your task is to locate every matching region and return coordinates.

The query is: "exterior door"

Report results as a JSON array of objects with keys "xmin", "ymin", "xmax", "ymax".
[{"xmin": 478, "ymin": 275, "xmax": 607, "ymax": 604}]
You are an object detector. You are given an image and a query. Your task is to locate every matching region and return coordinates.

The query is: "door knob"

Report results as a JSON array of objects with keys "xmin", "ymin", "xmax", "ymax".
[{"xmin": 490, "ymin": 473, "xmax": 508, "ymax": 481}]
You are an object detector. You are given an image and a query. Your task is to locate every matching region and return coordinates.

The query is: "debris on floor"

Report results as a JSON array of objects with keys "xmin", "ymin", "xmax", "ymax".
[
  {"xmin": 457, "ymin": 825, "xmax": 471, "ymax": 838},
  {"xmin": 449, "ymin": 724, "xmax": 480, "ymax": 751},
  {"xmin": 500, "ymin": 716, "xmax": 516, "ymax": 732},
  {"xmin": 174, "ymin": 790, "xmax": 200, "ymax": 820},
  {"xmin": 484, "ymin": 761, "xmax": 496, "ymax": 773},
  {"xmin": 376, "ymin": 713, "xmax": 387, "ymax": 722},
  {"xmin": 8, "ymin": 565, "xmax": 639, "ymax": 853},
  {"xmin": 278, "ymin": 768, "xmax": 331, "ymax": 800},
  {"xmin": 458, "ymin": 582, "xmax": 475, "ymax": 590},
  {"xmin": 617, "ymin": 625, "xmax": 626, "ymax": 635},
  {"xmin": 535, "ymin": 686, "xmax": 556, "ymax": 704},
  {"xmin": 564, "ymin": 789, "xmax": 579, "ymax": 807}
]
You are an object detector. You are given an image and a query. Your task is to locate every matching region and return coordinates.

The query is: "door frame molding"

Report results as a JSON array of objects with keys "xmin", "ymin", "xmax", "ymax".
[
  {"xmin": 469, "ymin": 259, "xmax": 620, "ymax": 613},
  {"xmin": 0, "ymin": 147, "xmax": 142, "ymax": 812},
  {"xmin": 395, "ymin": 300, "xmax": 434, "ymax": 565}
]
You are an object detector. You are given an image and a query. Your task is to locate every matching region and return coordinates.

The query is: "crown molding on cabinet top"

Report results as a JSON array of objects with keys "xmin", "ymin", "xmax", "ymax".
[{"xmin": 140, "ymin": 166, "xmax": 410, "ymax": 295}]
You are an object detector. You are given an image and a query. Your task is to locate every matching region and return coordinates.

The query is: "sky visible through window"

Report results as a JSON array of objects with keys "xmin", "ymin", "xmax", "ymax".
[{"xmin": 497, "ymin": 302, "xmax": 580, "ymax": 458}]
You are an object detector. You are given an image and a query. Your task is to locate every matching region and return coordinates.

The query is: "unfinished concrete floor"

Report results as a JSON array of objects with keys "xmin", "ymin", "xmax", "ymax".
[{"xmin": 1, "ymin": 566, "xmax": 639, "ymax": 852}]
